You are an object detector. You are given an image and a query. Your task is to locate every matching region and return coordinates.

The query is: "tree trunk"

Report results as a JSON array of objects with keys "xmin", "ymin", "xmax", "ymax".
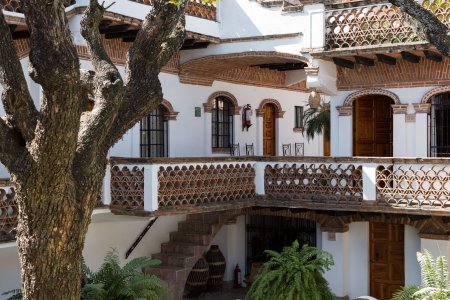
[{"xmin": 15, "ymin": 158, "xmax": 105, "ymax": 299}]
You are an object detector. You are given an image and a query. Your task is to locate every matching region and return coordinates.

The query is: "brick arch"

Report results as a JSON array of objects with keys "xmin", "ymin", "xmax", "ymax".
[
  {"xmin": 421, "ymin": 85, "xmax": 450, "ymax": 103},
  {"xmin": 160, "ymin": 99, "xmax": 179, "ymax": 120},
  {"xmin": 203, "ymin": 91, "xmax": 241, "ymax": 115},
  {"xmin": 256, "ymin": 98, "xmax": 286, "ymax": 118},
  {"xmin": 343, "ymin": 88, "xmax": 401, "ymax": 107}
]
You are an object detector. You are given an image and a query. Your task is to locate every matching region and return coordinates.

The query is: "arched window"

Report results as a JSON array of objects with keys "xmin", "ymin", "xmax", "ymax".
[
  {"xmin": 140, "ymin": 105, "xmax": 168, "ymax": 157},
  {"xmin": 430, "ymin": 92, "xmax": 450, "ymax": 157},
  {"xmin": 212, "ymin": 96, "xmax": 234, "ymax": 149}
]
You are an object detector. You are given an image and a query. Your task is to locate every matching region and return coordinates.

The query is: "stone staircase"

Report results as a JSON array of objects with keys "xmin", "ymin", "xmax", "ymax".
[{"xmin": 144, "ymin": 211, "xmax": 238, "ymax": 300}]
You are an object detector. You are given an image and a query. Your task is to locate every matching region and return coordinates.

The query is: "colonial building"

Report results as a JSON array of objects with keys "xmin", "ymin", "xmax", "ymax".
[{"xmin": 0, "ymin": 0, "xmax": 449, "ymax": 299}]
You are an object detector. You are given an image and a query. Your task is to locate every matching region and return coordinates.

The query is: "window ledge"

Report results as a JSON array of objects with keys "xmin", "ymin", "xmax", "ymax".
[{"xmin": 293, "ymin": 127, "xmax": 304, "ymax": 133}]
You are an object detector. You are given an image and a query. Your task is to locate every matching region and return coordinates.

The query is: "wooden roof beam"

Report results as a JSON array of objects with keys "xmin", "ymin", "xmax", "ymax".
[
  {"xmin": 376, "ymin": 54, "xmax": 396, "ymax": 65},
  {"xmin": 401, "ymin": 51, "xmax": 420, "ymax": 63},
  {"xmin": 99, "ymin": 24, "xmax": 131, "ymax": 35},
  {"xmin": 332, "ymin": 57, "xmax": 354, "ymax": 69},
  {"xmin": 354, "ymin": 55, "xmax": 375, "ymax": 66},
  {"xmin": 180, "ymin": 41, "xmax": 210, "ymax": 50},
  {"xmin": 104, "ymin": 30, "xmax": 139, "ymax": 40},
  {"xmin": 424, "ymin": 50, "xmax": 442, "ymax": 62}
]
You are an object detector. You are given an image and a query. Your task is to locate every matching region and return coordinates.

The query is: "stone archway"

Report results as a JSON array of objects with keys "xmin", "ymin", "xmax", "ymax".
[
  {"xmin": 421, "ymin": 85, "xmax": 450, "ymax": 103},
  {"xmin": 255, "ymin": 98, "xmax": 285, "ymax": 118},
  {"xmin": 160, "ymin": 99, "xmax": 179, "ymax": 120},
  {"xmin": 203, "ymin": 91, "xmax": 241, "ymax": 115},
  {"xmin": 342, "ymin": 88, "xmax": 401, "ymax": 107}
]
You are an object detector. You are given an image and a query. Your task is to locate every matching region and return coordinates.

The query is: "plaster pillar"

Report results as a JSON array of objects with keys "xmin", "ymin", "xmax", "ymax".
[
  {"xmin": 203, "ymin": 104, "xmax": 212, "ymax": 156},
  {"xmin": 336, "ymin": 106, "xmax": 352, "ymax": 156},
  {"xmin": 392, "ymin": 104, "xmax": 408, "ymax": 157},
  {"xmin": 322, "ymin": 230, "xmax": 349, "ymax": 298},
  {"xmin": 255, "ymin": 109, "xmax": 264, "ymax": 156},
  {"xmin": 413, "ymin": 103, "xmax": 431, "ymax": 157}
]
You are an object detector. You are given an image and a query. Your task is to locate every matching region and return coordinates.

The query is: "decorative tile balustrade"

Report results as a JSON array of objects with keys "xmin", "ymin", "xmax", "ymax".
[
  {"xmin": 377, "ymin": 164, "xmax": 450, "ymax": 209},
  {"xmin": 110, "ymin": 166, "xmax": 144, "ymax": 210},
  {"xmin": 129, "ymin": 0, "xmax": 216, "ymax": 20},
  {"xmin": 325, "ymin": 0, "xmax": 449, "ymax": 50},
  {"xmin": 0, "ymin": 187, "xmax": 17, "ymax": 242},
  {"xmin": 265, "ymin": 163, "xmax": 363, "ymax": 204},
  {"xmin": 158, "ymin": 163, "xmax": 255, "ymax": 207}
]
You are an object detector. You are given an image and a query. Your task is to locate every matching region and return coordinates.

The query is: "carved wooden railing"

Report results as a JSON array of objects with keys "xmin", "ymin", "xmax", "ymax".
[{"xmin": 325, "ymin": 0, "xmax": 449, "ymax": 51}]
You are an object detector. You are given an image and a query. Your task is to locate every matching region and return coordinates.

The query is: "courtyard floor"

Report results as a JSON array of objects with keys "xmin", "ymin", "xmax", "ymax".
[{"xmin": 183, "ymin": 282, "xmax": 248, "ymax": 300}]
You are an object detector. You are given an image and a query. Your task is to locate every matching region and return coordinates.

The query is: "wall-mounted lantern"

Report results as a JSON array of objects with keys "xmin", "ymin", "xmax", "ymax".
[
  {"xmin": 242, "ymin": 104, "xmax": 253, "ymax": 131},
  {"xmin": 308, "ymin": 89, "xmax": 321, "ymax": 109}
]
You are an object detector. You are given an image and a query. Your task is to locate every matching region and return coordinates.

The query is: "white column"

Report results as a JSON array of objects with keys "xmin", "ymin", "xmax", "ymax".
[
  {"xmin": 322, "ymin": 231, "xmax": 349, "ymax": 298},
  {"xmin": 362, "ymin": 164, "xmax": 376, "ymax": 201},
  {"xmin": 336, "ymin": 106, "xmax": 352, "ymax": 156},
  {"xmin": 143, "ymin": 165, "xmax": 159, "ymax": 211},
  {"xmin": 254, "ymin": 162, "xmax": 266, "ymax": 195},
  {"xmin": 255, "ymin": 110, "xmax": 264, "ymax": 156},
  {"xmin": 204, "ymin": 110, "xmax": 212, "ymax": 156},
  {"xmin": 101, "ymin": 164, "xmax": 111, "ymax": 206},
  {"xmin": 413, "ymin": 103, "xmax": 431, "ymax": 157},
  {"xmin": 392, "ymin": 104, "xmax": 408, "ymax": 157}
]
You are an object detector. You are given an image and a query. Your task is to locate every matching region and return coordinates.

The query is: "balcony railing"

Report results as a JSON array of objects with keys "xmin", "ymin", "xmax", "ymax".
[
  {"xmin": 325, "ymin": 0, "xmax": 449, "ymax": 51},
  {"xmin": 107, "ymin": 156, "xmax": 450, "ymax": 215},
  {"xmin": 3, "ymin": 156, "xmax": 450, "ymax": 241}
]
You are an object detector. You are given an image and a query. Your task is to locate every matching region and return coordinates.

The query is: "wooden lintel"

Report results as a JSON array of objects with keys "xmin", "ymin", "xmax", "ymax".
[
  {"xmin": 375, "ymin": 54, "xmax": 396, "ymax": 65},
  {"xmin": 401, "ymin": 51, "xmax": 420, "ymax": 63},
  {"xmin": 104, "ymin": 30, "xmax": 139, "ymax": 40},
  {"xmin": 11, "ymin": 30, "xmax": 30, "ymax": 40},
  {"xmin": 99, "ymin": 20, "xmax": 113, "ymax": 32},
  {"xmin": 8, "ymin": 25, "xmax": 17, "ymax": 33},
  {"xmin": 332, "ymin": 57, "xmax": 354, "ymax": 69},
  {"xmin": 182, "ymin": 39, "xmax": 196, "ymax": 47},
  {"xmin": 423, "ymin": 50, "xmax": 442, "ymax": 62},
  {"xmin": 180, "ymin": 41, "xmax": 210, "ymax": 50},
  {"xmin": 99, "ymin": 24, "xmax": 131, "ymax": 35},
  {"xmin": 354, "ymin": 55, "xmax": 375, "ymax": 66}
]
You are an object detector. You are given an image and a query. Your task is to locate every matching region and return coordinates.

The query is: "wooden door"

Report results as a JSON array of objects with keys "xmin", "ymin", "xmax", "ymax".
[
  {"xmin": 370, "ymin": 222, "xmax": 404, "ymax": 300},
  {"xmin": 354, "ymin": 96, "xmax": 393, "ymax": 157},
  {"xmin": 263, "ymin": 104, "xmax": 276, "ymax": 156}
]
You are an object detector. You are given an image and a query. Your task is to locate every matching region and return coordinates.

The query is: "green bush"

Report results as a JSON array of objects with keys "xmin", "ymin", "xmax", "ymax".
[{"xmin": 246, "ymin": 240, "xmax": 335, "ymax": 300}]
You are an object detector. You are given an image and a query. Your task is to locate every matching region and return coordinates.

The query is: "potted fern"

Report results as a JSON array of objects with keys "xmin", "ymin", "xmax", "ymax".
[
  {"xmin": 245, "ymin": 240, "xmax": 335, "ymax": 300},
  {"xmin": 393, "ymin": 249, "xmax": 450, "ymax": 300}
]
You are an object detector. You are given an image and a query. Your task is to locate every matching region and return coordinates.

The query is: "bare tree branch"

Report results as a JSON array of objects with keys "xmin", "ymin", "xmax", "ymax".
[
  {"xmin": 0, "ymin": 11, "xmax": 38, "ymax": 143},
  {"xmin": 77, "ymin": 0, "xmax": 124, "ymax": 163},
  {"xmin": 103, "ymin": 0, "xmax": 188, "ymax": 150},
  {"xmin": 389, "ymin": 0, "xmax": 450, "ymax": 57}
]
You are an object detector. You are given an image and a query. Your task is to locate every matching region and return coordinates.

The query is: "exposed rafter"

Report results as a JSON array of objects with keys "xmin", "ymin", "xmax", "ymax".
[
  {"xmin": 401, "ymin": 51, "xmax": 420, "ymax": 63},
  {"xmin": 423, "ymin": 50, "xmax": 443, "ymax": 62},
  {"xmin": 354, "ymin": 55, "xmax": 375, "ymax": 66},
  {"xmin": 332, "ymin": 57, "xmax": 354, "ymax": 69},
  {"xmin": 376, "ymin": 53, "xmax": 397, "ymax": 65}
]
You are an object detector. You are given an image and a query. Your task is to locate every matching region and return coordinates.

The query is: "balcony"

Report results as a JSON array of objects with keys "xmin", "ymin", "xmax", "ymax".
[
  {"xmin": 3, "ymin": 156, "xmax": 450, "ymax": 241},
  {"xmin": 324, "ymin": 0, "xmax": 449, "ymax": 52}
]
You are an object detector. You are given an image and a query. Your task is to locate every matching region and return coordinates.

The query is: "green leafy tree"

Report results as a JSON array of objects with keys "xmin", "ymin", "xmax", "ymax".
[
  {"xmin": 246, "ymin": 240, "xmax": 335, "ymax": 300},
  {"xmin": 303, "ymin": 102, "xmax": 330, "ymax": 141},
  {"xmin": 393, "ymin": 249, "xmax": 450, "ymax": 300},
  {"xmin": 81, "ymin": 250, "xmax": 168, "ymax": 300}
]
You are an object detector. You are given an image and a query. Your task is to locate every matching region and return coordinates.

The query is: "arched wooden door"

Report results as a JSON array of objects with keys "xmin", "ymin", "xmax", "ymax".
[{"xmin": 263, "ymin": 104, "xmax": 276, "ymax": 156}]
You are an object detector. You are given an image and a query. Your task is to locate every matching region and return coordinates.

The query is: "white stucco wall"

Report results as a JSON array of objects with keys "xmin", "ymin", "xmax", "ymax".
[
  {"xmin": 348, "ymin": 222, "xmax": 369, "ymax": 299},
  {"xmin": 0, "ymin": 244, "xmax": 20, "ymax": 300},
  {"xmin": 109, "ymin": 71, "xmax": 324, "ymax": 158},
  {"xmin": 405, "ymin": 225, "xmax": 421, "ymax": 287},
  {"xmin": 331, "ymin": 86, "xmax": 441, "ymax": 157}
]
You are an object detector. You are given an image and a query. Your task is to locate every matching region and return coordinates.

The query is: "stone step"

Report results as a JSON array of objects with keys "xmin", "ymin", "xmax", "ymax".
[
  {"xmin": 143, "ymin": 264, "xmax": 187, "ymax": 283},
  {"xmin": 178, "ymin": 220, "xmax": 220, "ymax": 234},
  {"xmin": 152, "ymin": 252, "xmax": 197, "ymax": 268},
  {"xmin": 170, "ymin": 231, "xmax": 212, "ymax": 245},
  {"xmin": 161, "ymin": 241, "xmax": 206, "ymax": 257}
]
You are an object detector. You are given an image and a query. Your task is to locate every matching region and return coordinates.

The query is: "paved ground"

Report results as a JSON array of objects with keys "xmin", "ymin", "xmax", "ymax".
[{"xmin": 183, "ymin": 282, "xmax": 248, "ymax": 300}]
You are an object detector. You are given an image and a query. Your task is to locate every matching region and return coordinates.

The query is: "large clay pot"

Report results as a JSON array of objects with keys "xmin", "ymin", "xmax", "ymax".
[
  {"xmin": 204, "ymin": 245, "xmax": 226, "ymax": 292},
  {"xmin": 185, "ymin": 257, "xmax": 209, "ymax": 297}
]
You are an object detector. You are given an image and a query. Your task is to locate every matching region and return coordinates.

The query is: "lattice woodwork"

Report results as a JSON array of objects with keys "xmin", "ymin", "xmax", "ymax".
[
  {"xmin": 377, "ymin": 165, "xmax": 450, "ymax": 209},
  {"xmin": 265, "ymin": 163, "xmax": 363, "ymax": 203},
  {"xmin": 158, "ymin": 164, "xmax": 256, "ymax": 207},
  {"xmin": 325, "ymin": 1, "xmax": 449, "ymax": 50},
  {"xmin": 0, "ymin": 187, "xmax": 17, "ymax": 241},
  {"xmin": 111, "ymin": 166, "xmax": 144, "ymax": 210},
  {"xmin": 129, "ymin": 0, "xmax": 216, "ymax": 20}
]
